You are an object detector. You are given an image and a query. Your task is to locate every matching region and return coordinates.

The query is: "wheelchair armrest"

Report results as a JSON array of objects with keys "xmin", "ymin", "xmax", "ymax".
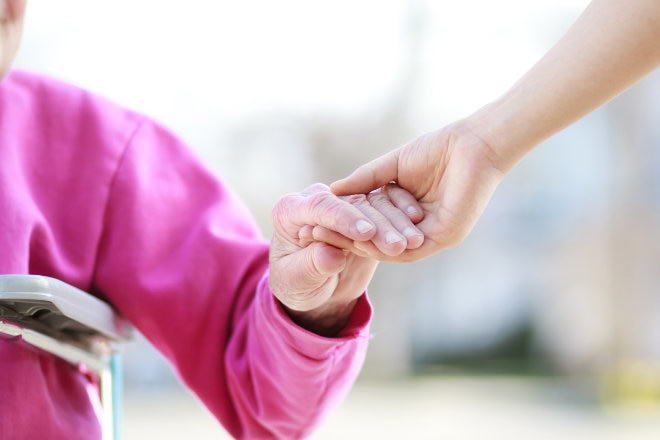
[{"xmin": 0, "ymin": 275, "xmax": 133, "ymax": 357}]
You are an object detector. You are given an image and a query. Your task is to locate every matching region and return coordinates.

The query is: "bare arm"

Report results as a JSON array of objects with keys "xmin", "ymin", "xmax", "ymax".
[
  {"xmin": 332, "ymin": 0, "xmax": 660, "ymax": 261},
  {"xmin": 473, "ymin": 0, "xmax": 660, "ymax": 171}
]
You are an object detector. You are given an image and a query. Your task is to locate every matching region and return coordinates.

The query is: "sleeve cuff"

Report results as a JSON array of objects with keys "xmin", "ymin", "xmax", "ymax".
[{"xmin": 255, "ymin": 272, "xmax": 372, "ymax": 360}]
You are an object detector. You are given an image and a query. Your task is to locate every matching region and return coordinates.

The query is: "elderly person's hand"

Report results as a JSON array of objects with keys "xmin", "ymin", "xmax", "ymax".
[{"xmin": 268, "ymin": 183, "xmax": 423, "ymax": 336}]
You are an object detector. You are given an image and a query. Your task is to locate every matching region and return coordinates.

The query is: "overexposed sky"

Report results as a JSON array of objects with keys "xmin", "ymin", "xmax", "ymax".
[{"xmin": 15, "ymin": 0, "xmax": 590, "ymax": 134}]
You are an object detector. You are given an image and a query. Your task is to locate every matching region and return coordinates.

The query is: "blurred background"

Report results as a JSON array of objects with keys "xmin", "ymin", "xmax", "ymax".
[{"xmin": 14, "ymin": 0, "xmax": 660, "ymax": 438}]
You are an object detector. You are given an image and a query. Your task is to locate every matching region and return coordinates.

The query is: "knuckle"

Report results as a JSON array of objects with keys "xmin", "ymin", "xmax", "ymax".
[
  {"xmin": 367, "ymin": 194, "xmax": 395, "ymax": 214},
  {"xmin": 341, "ymin": 193, "xmax": 367, "ymax": 205},
  {"xmin": 307, "ymin": 192, "xmax": 347, "ymax": 224},
  {"xmin": 380, "ymin": 182, "xmax": 396, "ymax": 196},
  {"xmin": 272, "ymin": 193, "xmax": 299, "ymax": 223},
  {"xmin": 308, "ymin": 191, "xmax": 336, "ymax": 211},
  {"xmin": 383, "ymin": 182, "xmax": 407, "ymax": 200},
  {"xmin": 271, "ymin": 202, "xmax": 286, "ymax": 225},
  {"xmin": 272, "ymin": 195, "xmax": 290, "ymax": 216},
  {"xmin": 366, "ymin": 191, "xmax": 388, "ymax": 205}
]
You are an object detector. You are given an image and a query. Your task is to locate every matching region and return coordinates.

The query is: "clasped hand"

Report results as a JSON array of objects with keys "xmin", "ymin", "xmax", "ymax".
[{"xmin": 268, "ymin": 183, "xmax": 423, "ymax": 336}]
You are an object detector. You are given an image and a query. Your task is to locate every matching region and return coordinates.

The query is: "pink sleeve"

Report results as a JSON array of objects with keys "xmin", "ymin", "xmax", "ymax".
[{"xmin": 92, "ymin": 119, "xmax": 372, "ymax": 439}]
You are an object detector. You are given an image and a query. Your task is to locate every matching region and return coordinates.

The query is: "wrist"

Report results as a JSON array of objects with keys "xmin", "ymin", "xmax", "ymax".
[
  {"xmin": 280, "ymin": 298, "xmax": 359, "ymax": 338},
  {"xmin": 462, "ymin": 88, "xmax": 541, "ymax": 173}
]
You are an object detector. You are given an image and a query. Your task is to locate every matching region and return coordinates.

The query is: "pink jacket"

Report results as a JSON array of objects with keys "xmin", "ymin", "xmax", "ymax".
[{"xmin": 0, "ymin": 70, "xmax": 371, "ymax": 440}]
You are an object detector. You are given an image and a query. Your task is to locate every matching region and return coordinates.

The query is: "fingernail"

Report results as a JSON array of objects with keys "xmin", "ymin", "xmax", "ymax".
[
  {"xmin": 406, "ymin": 206, "xmax": 419, "ymax": 216},
  {"xmin": 385, "ymin": 231, "xmax": 404, "ymax": 244},
  {"xmin": 403, "ymin": 227, "xmax": 422, "ymax": 238},
  {"xmin": 356, "ymin": 220, "xmax": 374, "ymax": 234}
]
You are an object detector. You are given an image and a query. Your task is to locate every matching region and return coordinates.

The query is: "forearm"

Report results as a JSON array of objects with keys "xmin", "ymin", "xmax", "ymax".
[
  {"xmin": 225, "ymin": 280, "xmax": 372, "ymax": 439},
  {"xmin": 467, "ymin": 0, "xmax": 660, "ymax": 170},
  {"xmin": 282, "ymin": 297, "xmax": 359, "ymax": 337}
]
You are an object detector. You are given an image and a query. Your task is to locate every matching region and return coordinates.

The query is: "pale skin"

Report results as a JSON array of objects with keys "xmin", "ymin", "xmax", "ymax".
[
  {"xmin": 331, "ymin": 0, "xmax": 660, "ymax": 262},
  {"xmin": 269, "ymin": 183, "xmax": 423, "ymax": 336},
  {"xmin": 0, "ymin": 0, "xmax": 25, "ymax": 78},
  {"xmin": 0, "ymin": 0, "xmax": 425, "ymax": 336}
]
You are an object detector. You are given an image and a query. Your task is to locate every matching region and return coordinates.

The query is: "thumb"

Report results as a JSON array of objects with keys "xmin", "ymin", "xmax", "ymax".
[
  {"xmin": 330, "ymin": 150, "xmax": 400, "ymax": 196},
  {"xmin": 309, "ymin": 242, "xmax": 348, "ymax": 277},
  {"xmin": 270, "ymin": 242, "xmax": 347, "ymax": 311}
]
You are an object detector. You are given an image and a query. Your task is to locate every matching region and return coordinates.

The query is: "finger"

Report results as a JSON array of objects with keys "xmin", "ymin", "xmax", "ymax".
[
  {"xmin": 353, "ymin": 240, "xmax": 397, "ymax": 261},
  {"xmin": 294, "ymin": 242, "xmax": 346, "ymax": 310},
  {"xmin": 298, "ymin": 225, "xmax": 314, "ymax": 247},
  {"xmin": 312, "ymin": 242, "xmax": 348, "ymax": 276},
  {"xmin": 342, "ymin": 193, "xmax": 408, "ymax": 256},
  {"xmin": 367, "ymin": 188, "xmax": 424, "ymax": 250},
  {"xmin": 270, "ymin": 241, "xmax": 345, "ymax": 311},
  {"xmin": 311, "ymin": 226, "xmax": 370, "ymax": 258},
  {"xmin": 274, "ymin": 184, "xmax": 377, "ymax": 243},
  {"xmin": 380, "ymin": 183, "xmax": 424, "ymax": 224},
  {"xmin": 330, "ymin": 150, "xmax": 401, "ymax": 196},
  {"xmin": 309, "ymin": 226, "xmax": 353, "ymax": 251}
]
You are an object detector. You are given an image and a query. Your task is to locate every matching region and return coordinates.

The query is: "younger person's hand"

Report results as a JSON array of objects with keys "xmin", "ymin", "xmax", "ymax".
[{"xmin": 331, "ymin": 123, "xmax": 506, "ymax": 262}]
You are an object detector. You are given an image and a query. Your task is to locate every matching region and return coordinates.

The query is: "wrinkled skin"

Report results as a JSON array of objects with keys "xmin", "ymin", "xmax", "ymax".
[{"xmin": 269, "ymin": 183, "xmax": 423, "ymax": 335}]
